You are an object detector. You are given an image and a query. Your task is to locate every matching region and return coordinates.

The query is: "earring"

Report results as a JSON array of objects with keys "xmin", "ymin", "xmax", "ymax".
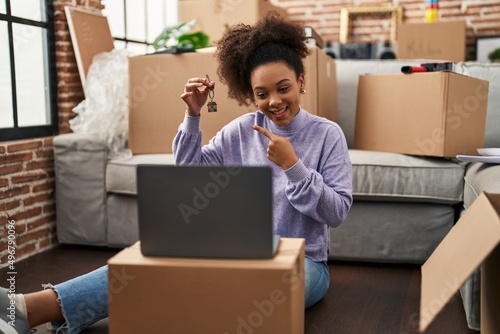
[{"xmin": 300, "ymin": 89, "xmax": 306, "ymax": 95}]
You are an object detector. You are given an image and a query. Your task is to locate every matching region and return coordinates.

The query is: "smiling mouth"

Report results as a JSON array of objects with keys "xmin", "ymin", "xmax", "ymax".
[{"xmin": 270, "ymin": 106, "xmax": 287, "ymax": 115}]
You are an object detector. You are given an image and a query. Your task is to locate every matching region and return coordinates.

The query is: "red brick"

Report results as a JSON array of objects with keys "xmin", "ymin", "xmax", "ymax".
[
  {"xmin": 43, "ymin": 203, "xmax": 56, "ymax": 214},
  {"xmin": 33, "ymin": 180, "xmax": 56, "ymax": 193},
  {"xmin": 0, "ymin": 199, "xmax": 22, "ymax": 212},
  {"xmin": 35, "ymin": 148, "xmax": 54, "ymax": 159},
  {"xmin": 0, "ymin": 179, "xmax": 9, "ymax": 187},
  {"xmin": 11, "ymin": 171, "xmax": 48, "ymax": 184},
  {"xmin": 54, "ymin": 21, "xmax": 68, "ymax": 31},
  {"xmin": 0, "ymin": 185, "xmax": 30, "ymax": 200},
  {"xmin": 7, "ymin": 140, "xmax": 43, "ymax": 153},
  {"xmin": 0, "ymin": 163, "xmax": 24, "ymax": 176},
  {"xmin": 0, "ymin": 152, "xmax": 33, "ymax": 164},
  {"xmin": 58, "ymin": 74, "xmax": 82, "ymax": 84},
  {"xmin": 57, "ymin": 105, "xmax": 78, "ymax": 113},
  {"xmin": 26, "ymin": 159, "xmax": 55, "ymax": 170},
  {"xmin": 59, "ymin": 112, "xmax": 78, "ymax": 123},
  {"xmin": 56, "ymin": 54, "xmax": 76, "ymax": 64},
  {"xmin": 10, "ymin": 206, "xmax": 43, "ymax": 222},
  {"xmin": 27, "ymin": 214, "xmax": 56, "ymax": 230},
  {"xmin": 58, "ymin": 124, "xmax": 73, "ymax": 134},
  {"xmin": 24, "ymin": 192, "xmax": 54, "ymax": 206},
  {"xmin": 16, "ymin": 226, "xmax": 53, "ymax": 245},
  {"xmin": 0, "ymin": 146, "xmax": 5, "ymax": 154},
  {"xmin": 39, "ymin": 235, "xmax": 59, "ymax": 249},
  {"xmin": 15, "ymin": 221, "xmax": 27, "ymax": 234},
  {"xmin": 58, "ymin": 95, "xmax": 84, "ymax": 104},
  {"xmin": 13, "ymin": 242, "xmax": 37, "ymax": 259},
  {"xmin": 43, "ymin": 137, "xmax": 54, "ymax": 146}
]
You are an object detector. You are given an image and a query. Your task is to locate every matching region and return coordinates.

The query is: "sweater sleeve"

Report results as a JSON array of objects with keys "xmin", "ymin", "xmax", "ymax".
[
  {"xmin": 284, "ymin": 127, "xmax": 353, "ymax": 228},
  {"xmin": 172, "ymin": 114, "xmax": 223, "ymax": 165}
]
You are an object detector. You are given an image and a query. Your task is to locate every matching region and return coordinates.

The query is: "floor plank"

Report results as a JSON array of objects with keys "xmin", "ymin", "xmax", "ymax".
[{"xmin": 0, "ymin": 245, "xmax": 477, "ymax": 333}]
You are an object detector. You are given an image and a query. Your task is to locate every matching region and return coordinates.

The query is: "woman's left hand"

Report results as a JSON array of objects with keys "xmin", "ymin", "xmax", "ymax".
[{"xmin": 252, "ymin": 125, "xmax": 299, "ymax": 170}]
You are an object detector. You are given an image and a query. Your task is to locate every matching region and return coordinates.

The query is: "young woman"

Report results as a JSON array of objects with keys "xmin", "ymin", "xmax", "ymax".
[
  {"xmin": 175, "ymin": 12, "xmax": 352, "ymax": 309},
  {"xmin": 0, "ymin": 13, "xmax": 352, "ymax": 334}
]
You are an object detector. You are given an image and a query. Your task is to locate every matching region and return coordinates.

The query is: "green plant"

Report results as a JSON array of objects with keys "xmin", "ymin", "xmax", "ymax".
[
  {"xmin": 488, "ymin": 48, "xmax": 500, "ymax": 62},
  {"xmin": 152, "ymin": 19, "xmax": 210, "ymax": 51}
]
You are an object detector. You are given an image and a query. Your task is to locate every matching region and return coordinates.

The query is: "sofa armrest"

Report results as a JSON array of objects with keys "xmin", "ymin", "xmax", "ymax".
[
  {"xmin": 53, "ymin": 133, "xmax": 108, "ymax": 245},
  {"xmin": 460, "ymin": 162, "xmax": 500, "ymax": 331},
  {"xmin": 464, "ymin": 162, "xmax": 500, "ymax": 208}
]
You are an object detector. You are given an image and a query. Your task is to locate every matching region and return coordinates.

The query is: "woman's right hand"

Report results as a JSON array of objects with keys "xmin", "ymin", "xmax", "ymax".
[{"xmin": 181, "ymin": 77, "xmax": 215, "ymax": 117}]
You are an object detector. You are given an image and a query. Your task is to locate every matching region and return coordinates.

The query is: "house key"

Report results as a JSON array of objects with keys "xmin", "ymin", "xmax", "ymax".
[{"xmin": 206, "ymin": 74, "xmax": 217, "ymax": 112}]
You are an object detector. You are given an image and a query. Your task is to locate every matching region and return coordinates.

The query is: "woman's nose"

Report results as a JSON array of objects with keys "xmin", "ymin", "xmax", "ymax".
[{"xmin": 269, "ymin": 93, "xmax": 282, "ymax": 107}]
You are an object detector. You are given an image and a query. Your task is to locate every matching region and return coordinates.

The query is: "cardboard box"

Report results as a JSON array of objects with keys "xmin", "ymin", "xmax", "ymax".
[
  {"xmin": 354, "ymin": 72, "xmax": 488, "ymax": 157},
  {"xmin": 64, "ymin": 6, "xmax": 115, "ymax": 90},
  {"xmin": 179, "ymin": 0, "xmax": 288, "ymax": 45},
  {"xmin": 108, "ymin": 238, "xmax": 305, "ymax": 334},
  {"xmin": 128, "ymin": 47, "xmax": 336, "ymax": 154},
  {"xmin": 396, "ymin": 21, "xmax": 466, "ymax": 62},
  {"xmin": 420, "ymin": 192, "xmax": 500, "ymax": 333}
]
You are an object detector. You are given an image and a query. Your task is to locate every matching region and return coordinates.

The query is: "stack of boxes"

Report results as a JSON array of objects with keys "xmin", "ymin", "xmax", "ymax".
[{"xmin": 358, "ymin": 19, "xmax": 486, "ymax": 157}]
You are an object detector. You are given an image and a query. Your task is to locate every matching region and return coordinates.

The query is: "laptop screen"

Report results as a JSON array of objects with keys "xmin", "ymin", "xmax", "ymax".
[{"xmin": 137, "ymin": 165, "xmax": 275, "ymax": 259}]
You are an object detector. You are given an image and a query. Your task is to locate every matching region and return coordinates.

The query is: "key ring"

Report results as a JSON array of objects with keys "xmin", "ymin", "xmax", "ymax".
[
  {"xmin": 208, "ymin": 87, "xmax": 215, "ymax": 101},
  {"xmin": 206, "ymin": 74, "xmax": 218, "ymax": 112}
]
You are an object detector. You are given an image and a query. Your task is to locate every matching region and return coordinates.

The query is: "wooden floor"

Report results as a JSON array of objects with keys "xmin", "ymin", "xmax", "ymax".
[{"xmin": 0, "ymin": 244, "xmax": 477, "ymax": 334}]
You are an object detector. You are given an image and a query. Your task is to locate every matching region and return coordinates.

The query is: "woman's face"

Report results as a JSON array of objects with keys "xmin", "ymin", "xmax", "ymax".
[{"xmin": 250, "ymin": 62, "xmax": 305, "ymax": 127}]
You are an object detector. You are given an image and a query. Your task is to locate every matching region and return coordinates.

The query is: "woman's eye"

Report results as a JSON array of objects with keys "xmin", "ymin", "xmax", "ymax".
[
  {"xmin": 279, "ymin": 86, "xmax": 289, "ymax": 93},
  {"xmin": 256, "ymin": 93, "xmax": 267, "ymax": 99}
]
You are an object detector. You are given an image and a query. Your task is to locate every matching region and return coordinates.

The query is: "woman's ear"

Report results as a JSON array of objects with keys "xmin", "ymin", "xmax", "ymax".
[{"xmin": 298, "ymin": 73, "xmax": 305, "ymax": 92}]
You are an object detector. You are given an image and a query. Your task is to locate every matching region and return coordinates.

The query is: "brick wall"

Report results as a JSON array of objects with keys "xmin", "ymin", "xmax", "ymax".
[
  {"xmin": 0, "ymin": 0, "xmax": 103, "ymax": 268},
  {"xmin": 276, "ymin": 0, "xmax": 500, "ymax": 61}
]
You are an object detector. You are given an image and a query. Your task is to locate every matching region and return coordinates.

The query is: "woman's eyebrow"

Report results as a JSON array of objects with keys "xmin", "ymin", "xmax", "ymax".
[{"xmin": 253, "ymin": 78, "xmax": 292, "ymax": 91}]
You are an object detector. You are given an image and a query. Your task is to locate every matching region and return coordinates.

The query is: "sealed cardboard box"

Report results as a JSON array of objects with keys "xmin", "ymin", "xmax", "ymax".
[
  {"xmin": 128, "ymin": 47, "xmax": 336, "ymax": 154},
  {"xmin": 179, "ymin": 0, "xmax": 288, "ymax": 45},
  {"xmin": 354, "ymin": 72, "xmax": 488, "ymax": 157},
  {"xmin": 396, "ymin": 21, "xmax": 466, "ymax": 62},
  {"xmin": 108, "ymin": 238, "xmax": 305, "ymax": 334},
  {"xmin": 420, "ymin": 192, "xmax": 500, "ymax": 333}
]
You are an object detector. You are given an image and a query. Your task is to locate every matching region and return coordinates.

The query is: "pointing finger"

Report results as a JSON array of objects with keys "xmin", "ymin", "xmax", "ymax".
[{"xmin": 252, "ymin": 125, "xmax": 276, "ymax": 140}]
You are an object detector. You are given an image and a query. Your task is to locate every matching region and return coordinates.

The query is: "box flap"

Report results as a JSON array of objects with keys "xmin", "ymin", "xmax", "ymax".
[
  {"xmin": 420, "ymin": 192, "xmax": 500, "ymax": 331},
  {"xmin": 65, "ymin": 6, "xmax": 114, "ymax": 90}
]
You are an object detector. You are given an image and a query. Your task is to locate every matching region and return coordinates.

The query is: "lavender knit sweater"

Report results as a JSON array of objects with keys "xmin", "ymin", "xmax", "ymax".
[{"xmin": 173, "ymin": 108, "xmax": 353, "ymax": 261}]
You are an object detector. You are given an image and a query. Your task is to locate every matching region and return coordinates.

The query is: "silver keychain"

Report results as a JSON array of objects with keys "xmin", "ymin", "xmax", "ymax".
[{"xmin": 206, "ymin": 74, "xmax": 217, "ymax": 112}]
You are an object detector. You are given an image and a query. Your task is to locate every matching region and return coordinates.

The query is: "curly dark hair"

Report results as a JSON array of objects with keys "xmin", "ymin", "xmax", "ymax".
[{"xmin": 215, "ymin": 12, "xmax": 310, "ymax": 106}]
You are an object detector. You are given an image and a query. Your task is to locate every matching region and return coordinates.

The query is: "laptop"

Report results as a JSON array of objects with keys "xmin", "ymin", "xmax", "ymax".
[{"xmin": 136, "ymin": 164, "xmax": 280, "ymax": 259}]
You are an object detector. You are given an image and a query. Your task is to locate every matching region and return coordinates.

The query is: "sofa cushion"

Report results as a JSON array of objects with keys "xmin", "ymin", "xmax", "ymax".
[
  {"xmin": 350, "ymin": 149, "xmax": 464, "ymax": 204},
  {"xmin": 106, "ymin": 154, "xmax": 175, "ymax": 195},
  {"xmin": 329, "ymin": 200, "xmax": 455, "ymax": 263}
]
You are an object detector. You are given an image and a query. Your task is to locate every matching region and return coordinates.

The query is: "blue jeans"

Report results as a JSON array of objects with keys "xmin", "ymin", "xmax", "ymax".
[
  {"xmin": 304, "ymin": 257, "xmax": 330, "ymax": 308},
  {"xmin": 49, "ymin": 258, "xmax": 329, "ymax": 333}
]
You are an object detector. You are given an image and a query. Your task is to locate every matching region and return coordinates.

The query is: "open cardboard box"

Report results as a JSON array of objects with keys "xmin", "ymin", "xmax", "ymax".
[{"xmin": 420, "ymin": 192, "xmax": 500, "ymax": 333}]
